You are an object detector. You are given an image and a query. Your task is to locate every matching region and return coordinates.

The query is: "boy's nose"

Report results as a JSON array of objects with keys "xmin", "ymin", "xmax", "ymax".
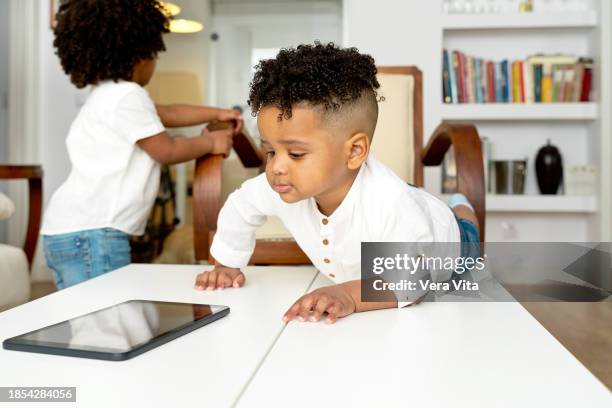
[{"xmin": 271, "ymin": 157, "xmax": 288, "ymax": 176}]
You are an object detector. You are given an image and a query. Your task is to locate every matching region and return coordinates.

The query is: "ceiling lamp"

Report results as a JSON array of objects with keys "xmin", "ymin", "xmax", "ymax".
[
  {"xmin": 169, "ymin": 18, "xmax": 204, "ymax": 34},
  {"xmin": 160, "ymin": 2, "xmax": 181, "ymax": 17}
]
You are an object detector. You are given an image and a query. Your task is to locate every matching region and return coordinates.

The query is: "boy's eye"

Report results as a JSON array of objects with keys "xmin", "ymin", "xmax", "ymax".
[
  {"xmin": 265, "ymin": 150, "xmax": 275, "ymax": 158},
  {"xmin": 288, "ymin": 152, "xmax": 305, "ymax": 159}
]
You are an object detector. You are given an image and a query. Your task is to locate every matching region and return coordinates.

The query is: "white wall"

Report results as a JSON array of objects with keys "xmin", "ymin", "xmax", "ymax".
[
  {"xmin": 211, "ymin": 1, "xmax": 342, "ymax": 115},
  {"xmin": 156, "ymin": 0, "xmax": 212, "ymax": 104},
  {"xmin": 0, "ymin": 0, "xmax": 8, "ymax": 164},
  {"xmin": 0, "ymin": 0, "xmax": 10, "ymax": 243},
  {"xmin": 342, "ymin": 0, "xmax": 443, "ymax": 192}
]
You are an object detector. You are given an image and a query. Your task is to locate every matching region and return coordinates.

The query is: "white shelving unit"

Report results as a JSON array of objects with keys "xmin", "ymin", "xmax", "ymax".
[
  {"xmin": 441, "ymin": 194, "xmax": 597, "ymax": 213},
  {"xmin": 441, "ymin": 2, "xmax": 605, "ymax": 241},
  {"xmin": 486, "ymin": 195, "xmax": 597, "ymax": 213},
  {"xmin": 442, "ymin": 12, "xmax": 597, "ymax": 30},
  {"xmin": 441, "ymin": 102, "xmax": 598, "ymax": 121}
]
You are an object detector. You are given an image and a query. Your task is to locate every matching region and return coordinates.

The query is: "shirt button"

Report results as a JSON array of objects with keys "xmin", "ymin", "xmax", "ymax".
[
  {"xmin": 324, "ymin": 258, "xmax": 331, "ymax": 264},
  {"xmin": 329, "ymin": 273, "xmax": 336, "ymax": 278},
  {"xmin": 322, "ymin": 218, "xmax": 328, "ymax": 225},
  {"xmin": 322, "ymin": 239, "xmax": 329, "ymax": 245}
]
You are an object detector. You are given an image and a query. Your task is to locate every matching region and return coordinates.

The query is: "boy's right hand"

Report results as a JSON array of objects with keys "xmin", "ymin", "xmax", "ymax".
[
  {"xmin": 202, "ymin": 127, "xmax": 233, "ymax": 157},
  {"xmin": 194, "ymin": 265, "xmax": 245, "ymax": 290}
]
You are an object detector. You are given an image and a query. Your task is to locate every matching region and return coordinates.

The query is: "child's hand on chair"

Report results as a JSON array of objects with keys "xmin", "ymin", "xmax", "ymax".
[{"xmin": 194, "ymin": 264, "xmax": 245, "ymax": 290}]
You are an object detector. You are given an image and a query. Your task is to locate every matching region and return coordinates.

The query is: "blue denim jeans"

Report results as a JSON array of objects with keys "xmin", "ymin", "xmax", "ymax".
[
  {"xmin": 43, "ymin": 228, "xmax": 131, "ymax": 289},
  {"xmin": 455, "ymin": 216, "xmax": 481, "ymax": 273}
]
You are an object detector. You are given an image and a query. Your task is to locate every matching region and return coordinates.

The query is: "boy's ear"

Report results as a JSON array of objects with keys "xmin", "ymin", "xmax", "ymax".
[{"xmin": 345, "ymin": 132, "xmax": 370, "ymax": 170}]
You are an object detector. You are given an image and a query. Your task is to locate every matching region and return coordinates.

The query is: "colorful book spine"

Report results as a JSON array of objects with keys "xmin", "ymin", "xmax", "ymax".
[
  {"xmin": 542, "ymin": 64, "xmax": 553, "ymax": 103},
  {"xmin": 580, "ymin": 63, "xmax": 592, "ymax": 102},
  {"xmin": 518, "ymin": 60, "xmax": 525, "ymax": 103},
  {"xmin": 501, "ymin": 60, "xmax": 509, "ymax": 103},
  {"xmin": 533, "ymin": 64, "xmax": 543, "ymax": 102},
  {"xmin": 552, "ymin": 65, "xmax": 562, "ymax": 102},
  {"xmin": 470, "ymin": 56, "xmax": 478, "ymax": 103},
  {"xmin": 523, "ymin": 61, "xmax": 534, "ymax": 103},
  {"xmin": 480, "ymin": 59, "xmax": 487, "ymax": 103},
  {"xmin": 486, "ymin": 61, "xmax": 495, "ymax": 103},
  {"xmin": 452, "ymin": 51, "xmax": 462, "ymax": 103},
  {"xmin": 442, "ymin": 50, "xmax": 451, "ymax": 103},
  {"xmin": 494, "ymin": 62, "xmax": 503, "ymax": 103},
  {"xmin": 512, "ymin": 61, "xmax": 521, "ymax": 103},
  {"xmin": 572, "ymin": 63, "xmax": 585, "ymax": 102},
  {"xmin": 457, "ymin": 51, "xmax": 466, "ymax": 103},
  {"xmin": 507, "ymin": 60, "xmax": 514, "ymax": 103},
  {"xmin": 474, "ymin": 58, "xmax": 482, "ymax": 103}
]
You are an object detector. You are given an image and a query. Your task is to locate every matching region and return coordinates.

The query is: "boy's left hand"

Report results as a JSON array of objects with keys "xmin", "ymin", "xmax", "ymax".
[
  {"xmin": 217, "ymin": 109, "xmax": 244, "ymax": 134},
  {"xmin": 283, "ymin": 284, "xmax": 356, "ymax": 324}
]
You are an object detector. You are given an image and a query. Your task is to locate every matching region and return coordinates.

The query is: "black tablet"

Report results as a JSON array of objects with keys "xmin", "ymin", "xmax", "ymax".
[{"xmin": 3, "ymin": 300, "xmax": 229, "ymax": 361}]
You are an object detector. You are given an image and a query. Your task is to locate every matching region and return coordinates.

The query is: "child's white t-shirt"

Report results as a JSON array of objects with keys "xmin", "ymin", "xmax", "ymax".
[
  {"xmin": 42, "ymin": 80, "xmax": 165, "ymax": 236},
  {"xmin": 211, "ymin": 154, "xmax": 461, "ymax": 284}
]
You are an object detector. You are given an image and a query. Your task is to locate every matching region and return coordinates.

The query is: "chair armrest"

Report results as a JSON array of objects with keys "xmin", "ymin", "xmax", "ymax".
[
  {"xmin": 193, "ymin": 122, "xmax": 264, "ymax": 261},
  {"xmin": 193, "ymin": 154, "xmax": 223, "ymax": 261},
  {"xmin": 0, "ymin": 165, "xmax": 43, "ymax": 269},
  {"xmin": 421, "ymin": 123, "xmax": 485, "ymax": 243}
]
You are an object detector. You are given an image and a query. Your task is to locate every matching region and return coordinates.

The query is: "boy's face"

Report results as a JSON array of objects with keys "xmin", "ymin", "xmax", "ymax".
[{"xmin": 258, "ymin": 105, "xmax": 358, "ymax": 208}]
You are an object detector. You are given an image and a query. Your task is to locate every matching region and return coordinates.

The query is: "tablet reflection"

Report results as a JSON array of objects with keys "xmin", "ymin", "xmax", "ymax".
[{"xmin": 69, "ymin": 301, "xmax": 160, "ymax": 352}]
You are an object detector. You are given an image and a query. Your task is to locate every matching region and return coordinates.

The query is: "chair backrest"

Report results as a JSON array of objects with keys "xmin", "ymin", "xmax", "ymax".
[
  {"xmin": 146, "ymin": 71, "xmax": 203, "ymax": 105},
  {"xmin": 0, "ymin": 165, "xmax": 43, "ymax": 270},
  {"xmin": 372, "ymin": 66, "xmax": 423, "ymax": 186}
]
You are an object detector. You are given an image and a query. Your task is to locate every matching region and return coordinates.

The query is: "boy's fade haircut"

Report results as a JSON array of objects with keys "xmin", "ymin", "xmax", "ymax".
[
  {"xmin": 248, "ymin": 42, "xmax": 381, "ymax": 136},
  {"xmin": 54, "ymin": 0, "xmax": 169, "ymax": 89}
]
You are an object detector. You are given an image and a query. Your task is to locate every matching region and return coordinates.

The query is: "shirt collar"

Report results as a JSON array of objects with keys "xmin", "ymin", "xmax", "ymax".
[{"xmin": 310, "ymin": 154, "xmax": 370, "ymax": 224}]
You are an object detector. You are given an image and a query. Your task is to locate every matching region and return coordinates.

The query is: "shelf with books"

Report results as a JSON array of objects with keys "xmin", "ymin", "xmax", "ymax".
[
  {"xmin": 442, "ymin": 51, "xmax": 594, "ymax": 106},
  {"xmin": 485, "ymin": 194, "xmax": 598, "ymax": 213},
  {"xmin": 440, "ymin": 102, "xmax": 598, "ymax": 120},
  {"xmin": 441, "ymin": 12, "xmax": 597, "ymax": 30}
]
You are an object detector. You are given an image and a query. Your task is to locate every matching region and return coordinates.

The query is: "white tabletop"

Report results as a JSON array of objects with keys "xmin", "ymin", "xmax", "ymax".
[
  {"xmin": 0, "ymin": 264, "xmax": 318, "ymax": 408},
  {"xmin": 237, "ymin": 273, "xmax": 612, "ymax": 408}
]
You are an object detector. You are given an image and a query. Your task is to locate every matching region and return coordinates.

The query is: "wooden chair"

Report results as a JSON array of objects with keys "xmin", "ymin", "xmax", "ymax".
[
  {"xmin": 0, "ymin": 165, "xmax": 43, "ymax": 310},
  {"xmin": 193, "ymin": 66, "xmax": 485, "ymax": 265},
  {"xmin": 0, "ymin": 165, "xmax": 43, "ymax": 268}
]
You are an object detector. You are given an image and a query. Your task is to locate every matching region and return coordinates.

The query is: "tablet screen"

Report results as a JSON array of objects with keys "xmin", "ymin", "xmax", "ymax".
[{"xmin": 4, "ymin": 300, "xmax": 228, "ymax": 358}]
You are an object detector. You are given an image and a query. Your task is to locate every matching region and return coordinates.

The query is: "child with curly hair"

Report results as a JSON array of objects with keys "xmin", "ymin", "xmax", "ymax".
[
  {"xmin": 194, "ymin": 43, "xmax": 481, "ymax": 323},
  {"xmin": 42, "ymin": 0, "xmax": 241, "ymax": 289}
]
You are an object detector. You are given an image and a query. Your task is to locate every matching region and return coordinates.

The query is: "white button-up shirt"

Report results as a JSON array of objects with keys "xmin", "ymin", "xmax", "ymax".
[{"xmin": 211, "ymin": 154, "xmax": 460, "ymax": 285}]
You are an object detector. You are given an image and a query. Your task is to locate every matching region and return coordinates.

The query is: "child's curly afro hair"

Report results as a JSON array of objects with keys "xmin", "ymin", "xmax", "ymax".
[
  {"xmin": 54, "ymin": 0, "xmax": 169, "ymax": 88},
  {"xmin": 248, "ymin": 42, "xmax": 380, "ymax": 120}
]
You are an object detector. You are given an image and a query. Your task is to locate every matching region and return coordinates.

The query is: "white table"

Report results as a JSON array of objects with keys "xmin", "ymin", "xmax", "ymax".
[
  {"xmin": 1, "ymin": 266, "xmax": 610, "ymax": 408},
  {"xmin": 237, "ymin": 274, "xmax": 612, "ymax": 407},
  {"xmin": 0, "ymin": 264, "xmax": 318, "ymax": 408}
]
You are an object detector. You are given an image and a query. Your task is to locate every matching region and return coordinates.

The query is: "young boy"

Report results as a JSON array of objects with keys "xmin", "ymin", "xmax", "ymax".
[
  {"xmin": 42, "ymin": 0, "xmax": 242, "ymax": 289},
  {"xmin": 194, "ymin": 43, "xmax": 480, "ymax": 323}
]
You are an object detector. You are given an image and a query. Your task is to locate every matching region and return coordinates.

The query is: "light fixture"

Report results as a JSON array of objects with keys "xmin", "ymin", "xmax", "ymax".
[
  {"xmin": 169, "ymin": 19, "xmax": 204, "ymax": 34},
  {"xmin": 160, "ymin": 1, "xmax": 181, "ymax": 17}
]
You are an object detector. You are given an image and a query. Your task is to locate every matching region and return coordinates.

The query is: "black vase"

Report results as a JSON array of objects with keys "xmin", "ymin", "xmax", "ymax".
[{"xmin": 535, "ymin": 140, "xmax": 563, "ymax": 195}]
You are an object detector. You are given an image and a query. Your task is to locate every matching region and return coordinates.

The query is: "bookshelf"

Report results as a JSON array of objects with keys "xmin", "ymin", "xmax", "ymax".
[{"xmin": 440, "ymin": 1, "xmax": 606, "ymax": 240}]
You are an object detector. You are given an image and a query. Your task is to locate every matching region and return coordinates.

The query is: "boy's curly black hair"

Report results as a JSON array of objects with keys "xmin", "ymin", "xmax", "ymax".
[
  {"xmin": 248, "ymin": 42, "xmax": 380, "ymax": 121},
  {"xmin": 54, "ymin": 0, "xmax": 169, "ymax": 88}
]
